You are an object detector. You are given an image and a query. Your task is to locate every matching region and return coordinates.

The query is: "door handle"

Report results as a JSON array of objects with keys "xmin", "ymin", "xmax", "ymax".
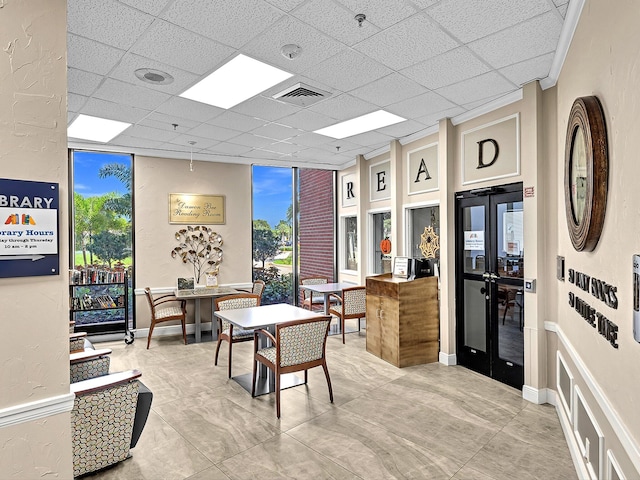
[{"xmin": 482, "ymin": 272, "xmax": 491, "ymax": 280}]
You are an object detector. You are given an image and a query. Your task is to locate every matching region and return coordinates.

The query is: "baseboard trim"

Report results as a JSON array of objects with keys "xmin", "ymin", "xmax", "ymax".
[
  {"xmin": 439, "ymin": 352, "xmax": 457, "ymax": 366},
  {"xmin": 546, "ymin": 321, "xmax": 640, "ymax": 474},
  {"xmin": 522, "ymin": 385, "xmax": 555, "ymax": 405},
  {"xmin": 0, "ymin": 393, "xmax": 75, "ymax": 429}
]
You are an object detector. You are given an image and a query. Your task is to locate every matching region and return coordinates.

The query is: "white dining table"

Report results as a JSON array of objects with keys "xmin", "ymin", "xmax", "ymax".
[
  {"xmin": 299, "ymin": 282, "xmax": 357, "ymax": 315},
  {"xmin": 214, "ymin": 303, "xmax": 322, "ymax": 396}
]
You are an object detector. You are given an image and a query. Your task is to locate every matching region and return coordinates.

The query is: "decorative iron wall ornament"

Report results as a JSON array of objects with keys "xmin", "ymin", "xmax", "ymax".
[
  {"xmin": 419, "ymin": 225, "xmax": 440, "ymax": 259},
  {"xmin": 563, "ymin": 96, "xmax": 609, "ymax": 252},
  {"xmin": 171, "ymin": 226, "xmax": 223, "ymax": 283}
]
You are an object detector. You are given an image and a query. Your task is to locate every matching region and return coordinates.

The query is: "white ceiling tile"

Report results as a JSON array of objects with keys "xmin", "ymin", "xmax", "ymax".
[
  {"xmin": 277, "ymin": 110, "xmax": 338, "ymax": 131},
  {"xmin": 130, "ymin": 20, "xmax": 235, "ymax": 75},
  {"xmin": 415, "ymin": 105, "xmax": 466, "ymax": 126},
  {"xmin": 92, "ymin": 78, "xmax": 172, "ymax": 111},
  {"xmin": 302, "ymin": 49, "xmax": 393, "ymax": 92},
  {"xmin": 386, "ymin": 91, "xmax": 456, "ymax": 119},
  {"xmin": 67, "ymin": 34, "xmax": 125, "ymax": 76},
  {"xmin": 111, "ymin": 134, "xmax": 164, "ymax": 149},
  {"xmin": 349, "ymin": 73, "xmax": 429, "ymax": 107},
  {"xmin": 401, "ymin": 47, "xmax": 492, "ymax": 89},
  {"xmin": 426, "ymin": 0, "xmax": 551, "ymax": 43},
  {"xmin": 68, "ymin": 0, "xmax": 154, "ymax": 50},
  {"xmin": 377, "ymin": 119, "xmax": 429, "ymax": 138},
  {"xmin": 292, "ymin": 0, "xmax": 381, "ymax": 47},
  {"xmin": 293, "ymin": 132, "xmax": 341, "ymax": 148},
  {"xmin": 118, "ymin": 0, "xmax": 173, "ymax": 15},
  {"xmin": 468, "ymin": 12, "xmax": 562, "ymax": 69},
  {"xmin": 435, "ymin": 71, "xmax": 515, "ymax": 105},
  {"xmin": 244, "ymin": 148, "xmax": 283, "ymax": 160},
  {"xmin": 266, "ymin": 141, "xmax": 302, "ymax": 154},
  {"xmin": 336, "ymin": 0, "xmax": 419, "ymax": 29},
  {"xmin": 205, "ymin": 142, "xmax": 253, "ymax": 156},
  {"xmin": 125, "ymin": 124, "xmax": 180, "ymax": 142},
  {"xmin": 67, "ymin": 93, "xmax": 88, "ymax": 112},
  {"xmin": 265, "ymin": 0, "xmax": 307, "ymax": 11},
  {"xmin": 67, "ymin": 68, "xmax": 104, "ymax": 97},
  {"xmin": 499, "ymin": 52, "xmax": 555, "ymax": 87},
  {"xmin": 354, "ymin": 13, "xmax": 459, "ymax": 70},
  {"xmin": 137, "ymin": 112, "xmax": 201, "ymax": 133},
  {"xmin": 166, "ymin": 133, "xmax": 220, "ymax": 150},
  {"xmin": 187, "ymin": 123, "xmax": 242, "ymax": 142},
  {"xmin": 233, "ymin": 96, "xmax": 301, "ymax": 122},
  {"xmin": 346, "ymin": 130, "xmax": 395, "ymax": 147},
  {"xmin": 68, "ymin": 112, "xmax": 78, "ymax": 124},
  {"xmin": 205, "ymin": 111, "xmax": 266, "ymax": 132},
  {"xmin": 242, "ymin": 16, "xmax": 345, "ymax": 75},
  {"xmin": 162, "ymin": 0, "xmax": 282, "ymax": 49},
  {"xmin": 553, "ymin": 0, "xmax": 569, "ymax": 6},
  {"xmin": 557, "ymin": 4, "xmax": 568, "ymax": 18},
  {"xmin": 81, "ymin": 97, "xmax": 152, "ymax": 124},
  {"xmin": 155, "ymin": 96, "xmax": 224, "ymax": 123},
  {"xmin": 251, "ymin": 123, "xmax": 301, "ymax": 141},
  {"xmin": 109, "ymin": 53, "xmax": 200, "ymax": 95},
  {"xmin": 228, "ymin": 133, "xmax": 276, "ymax": 149},
  {"xmin": 308, "ymin": 94, "xmax": 376, "ymax": 122}
]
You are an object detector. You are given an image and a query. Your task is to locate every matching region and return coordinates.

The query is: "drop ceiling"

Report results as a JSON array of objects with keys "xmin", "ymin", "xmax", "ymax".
[{"xmin": 67, "ymin": 0, "xmax": 575, "ymax": 170}]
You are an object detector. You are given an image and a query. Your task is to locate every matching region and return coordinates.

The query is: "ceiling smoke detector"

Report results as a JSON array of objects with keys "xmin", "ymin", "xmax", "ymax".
[
  {"xmin": 355, "ymin": 13, "xmax": 366, "ymax": 27},
  {"xmin": 135, "ymin": 68, "xmax": 174, "ymax": 85},
  {"xmin": 280, "ymin": 44, "xmax": 302, "ymax": 60},
  {"xmin": 273, "ymin": 82, "xmax": 332, "ymax": 107}
]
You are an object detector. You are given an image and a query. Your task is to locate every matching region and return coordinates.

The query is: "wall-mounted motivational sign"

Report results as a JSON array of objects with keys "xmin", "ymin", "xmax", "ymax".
[
  {"xmin": 461, "ymin": 113, "xmax": 520, "ymax": 185},
  {"xmin": 370, "ymin": 160, "xmax": 390, "ymax": 202},
  {"xmin": 0, "ymin": 178, "xmax": 59, "ymax": 278},
  {"xmin": 407, "ymin": 143, "xmax": 438, "ymax": 195}
]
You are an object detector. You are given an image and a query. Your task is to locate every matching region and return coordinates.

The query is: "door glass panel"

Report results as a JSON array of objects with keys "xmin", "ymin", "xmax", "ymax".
[
  {"xmin": 497, "ymin": 201, "xmax": 523, "ymax": 279},
  {"xmin": 462, "ymin": 205, "xmax": 485, "ymax": 274},
  {"xmin": 463, "ymin": 279, "xmax": 486, "ymax": 352},
  {"xmin": 409, "ymin": 205, "xmax": 440, "ymax": 261},
  {"xmin": 497, "ymin": 285, "xmax": 524, "ymax": 365}
]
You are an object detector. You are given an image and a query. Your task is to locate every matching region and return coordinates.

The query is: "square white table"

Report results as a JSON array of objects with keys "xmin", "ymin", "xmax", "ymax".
[
  {"xmin": 299, "ymin": 282, "xmax": 357, "ymax": 315},
  {"xmin": 175, "ymin": 286, "xmax": 241, "ymax": 343},
  {"xmin": 214, "ymin": 303, "xmax": 322, "ymax": 395}
]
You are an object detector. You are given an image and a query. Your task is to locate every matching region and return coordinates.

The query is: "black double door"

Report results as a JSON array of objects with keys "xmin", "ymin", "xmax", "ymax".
[{"xmin": 455, "ymin": 183, "xmax": 524, "ymax": 389}]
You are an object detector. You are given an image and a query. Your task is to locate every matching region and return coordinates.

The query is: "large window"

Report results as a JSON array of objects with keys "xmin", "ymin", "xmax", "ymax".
[
  {"xmin": 342, "ymin": 215, "xmax": 357, "ymax": 272},
  {"xmin": 70, "ymin": 150, "xmax": 134, "ymax": 335},
  {"xmin": 252, "ymin": 166, "xmax": 335, "ymax": 306},
  {"xmin": 371, "ymin": 211, "xmax": 391, "ymax": 274}
]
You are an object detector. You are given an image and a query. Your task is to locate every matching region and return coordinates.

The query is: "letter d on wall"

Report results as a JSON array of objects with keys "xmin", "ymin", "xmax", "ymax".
[{"xmin": 477, "ymin": 138, "xmax": 499, "ymax": 169}]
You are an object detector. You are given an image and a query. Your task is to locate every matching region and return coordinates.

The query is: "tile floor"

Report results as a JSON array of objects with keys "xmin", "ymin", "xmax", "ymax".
[{"xmin": 84, "ymin": 324, "xmax": 577, "ymax": 480}]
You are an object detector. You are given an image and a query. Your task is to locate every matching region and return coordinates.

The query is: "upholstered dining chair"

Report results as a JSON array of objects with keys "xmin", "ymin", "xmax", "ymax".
[
  {"xmin": 214, "ymin": 293, "xmax": 261, "ymax": 378},
  {"xmin": 69, "ymin": 348, "xmax": 113, "ymax": 383},
  {"xmin": 252, "ymin": 315, "xmax": 333, "ymax": 418},
  {"xmin": 239, "ymin": 280, "xmax": 266, "ymax": 299},
  {"xmin": 328, "ymin": 286, "xmax": 367, "ymax": 344},
  {"xmin": 300, "ymin": 276, "xmax": 329, "ymax": 311},
  {"xmin": 144, "ymin": 287, "xmax": 187, "ymax": 349}
]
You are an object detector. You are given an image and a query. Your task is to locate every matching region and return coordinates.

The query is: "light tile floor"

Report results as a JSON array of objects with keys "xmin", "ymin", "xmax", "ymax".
[{"xmin": 84, "ymin": 325, "xmax": 577, "ymax": 480}]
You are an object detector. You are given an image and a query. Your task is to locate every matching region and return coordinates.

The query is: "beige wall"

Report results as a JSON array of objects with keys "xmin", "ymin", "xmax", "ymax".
[
  {"xmin": 549, "ymin": 0, "xmax": 640, "ymax": 475},
  {"xmin": 133, "ymin": 155, "xmax": 253, "ymax": 329},
  {"xmin": 0, "ymin": 0, "xmax": 73, "ymax": 477}
]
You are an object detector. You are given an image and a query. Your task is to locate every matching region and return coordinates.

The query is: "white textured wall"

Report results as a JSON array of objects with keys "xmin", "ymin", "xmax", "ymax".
[{"xmin": 0, "ymin": 0, "xmax": 73, "ymax": 477}]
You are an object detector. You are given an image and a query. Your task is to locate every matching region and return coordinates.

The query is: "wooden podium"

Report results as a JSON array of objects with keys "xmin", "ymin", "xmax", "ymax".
[{"xmin": 365, "ymin": 274, "xmax": 439, "ymax": 367}]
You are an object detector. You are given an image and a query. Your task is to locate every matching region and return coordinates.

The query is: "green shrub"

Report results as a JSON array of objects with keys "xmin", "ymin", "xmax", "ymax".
[{"xmin": 253, "ymin": 266, "xmax": 293, "ymax": 305}]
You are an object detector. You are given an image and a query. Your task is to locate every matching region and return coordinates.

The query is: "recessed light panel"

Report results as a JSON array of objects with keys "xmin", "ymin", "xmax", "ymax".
[
  {"xmin": 67, "ymin": 114, "xmax": 131, "ymax": 142},
  {"xmin": 179, "ymin": 54, "xmax": 293, "ymax": 109},
  {"xmin": 314, "ymin": 110, "xmax": 406, "ymax": 139}
]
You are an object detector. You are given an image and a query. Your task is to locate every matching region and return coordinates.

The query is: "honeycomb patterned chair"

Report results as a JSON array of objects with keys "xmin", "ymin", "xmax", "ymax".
[
  {"xmin": 144, "ymin": 287, "xmax": 187, "ymax": 349},
  {"xmin": 214, "ymin": 293, "xmax": 261, "ymax": 378},
  {"xmin": 252, "ymin": 315, "xmax": 333, "ymax": 418},
  {"xmin": 328, "ymin": 286, "xmax": 367, "ymax": 344},
  {"xmin": 69, "ymin": 348, "xmax": 112, "ymax": 383},
  {"xmin": 300, "ymin": 276, "xmax": 331, "ymax": 311}
]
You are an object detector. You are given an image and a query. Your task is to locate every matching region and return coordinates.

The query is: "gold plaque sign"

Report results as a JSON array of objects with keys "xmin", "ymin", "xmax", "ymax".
[{"xmin": 169, "ymin": 193, "xmax": 225, "ymax": 224}]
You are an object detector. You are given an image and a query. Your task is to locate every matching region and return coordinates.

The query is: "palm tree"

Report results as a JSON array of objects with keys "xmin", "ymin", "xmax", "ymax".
[{"xmin": 98, "ymin": 163, "xmax": 132, "ymax": 219}]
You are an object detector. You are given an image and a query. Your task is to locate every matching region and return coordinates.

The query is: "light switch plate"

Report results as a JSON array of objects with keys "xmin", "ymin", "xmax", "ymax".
[{"xmin": 524, "ymin": 278, "xmax": 536, "ymax": 293}]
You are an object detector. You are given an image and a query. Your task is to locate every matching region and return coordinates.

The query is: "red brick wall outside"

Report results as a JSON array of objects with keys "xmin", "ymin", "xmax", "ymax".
[{"xmin": 299, "ymin": 169, "xmax": 335, "ymax": 303}]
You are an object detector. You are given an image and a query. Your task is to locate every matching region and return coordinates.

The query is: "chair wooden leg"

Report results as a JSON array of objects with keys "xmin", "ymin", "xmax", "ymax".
[
  {"xmin": 227, "ymin": 341, "xmax": 233, "ymax": 378},
  {"xmin": 322, "ymin": 362, "xmax": 333, "ymax": 403},
  {"xmin": 147, "ymin": 321, "xmax": 155, "ymax": 349},
  {"xmin": 214, "ymin": 338, "xmax": 223, "ymax": 365},
  {"xmin": 304, "ymin": 369, "xmax": 308, "ymax": 384},
  {"xmin": 276, "ymin": 372, "xmax": 281, "ymax": 419},
  {"xmin": 181, "ymin": 317, "xmax": 187, "ymax": 345},
  {"xmin": 341, "ymin": 316, "xmax": 345, "ymax": 344}
]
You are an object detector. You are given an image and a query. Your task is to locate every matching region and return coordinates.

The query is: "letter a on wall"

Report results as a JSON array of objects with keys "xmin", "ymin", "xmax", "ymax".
[{"xmin": 407, "ymin": 143, "xmax": 438, "ymax": 194}]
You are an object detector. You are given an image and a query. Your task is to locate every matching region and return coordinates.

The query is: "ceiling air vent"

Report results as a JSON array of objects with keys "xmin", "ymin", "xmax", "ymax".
[{"xmin": 273, "ymin": 83, "xmax": 331, "ymax": 107}]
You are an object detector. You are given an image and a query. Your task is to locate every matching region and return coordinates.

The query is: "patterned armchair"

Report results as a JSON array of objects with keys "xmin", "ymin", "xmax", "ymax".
[
  {"xmin": 252, "ymin": 316, "xmax": 333, "ymax": 418},
  {"xmin": 214, "ymin": 293, "xmax": 261, "ymax": 377},
  {"xmin": 71, "ymin": 370, "xmax": 142, "ymax": 477},
  {"xmin": 328, "ymin": 286, "xmax": 367, "ymax": 344},
  {"xmin": 69, "ymin": 332, "xmax": 88, "ymax": 353},
  {"xmin": 70, "ymin": 348, "xmax": 112, "ymax": 383},
  {"xmin": 144, "ymin": 287, "xmax": 187, "ymax": 349}
]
